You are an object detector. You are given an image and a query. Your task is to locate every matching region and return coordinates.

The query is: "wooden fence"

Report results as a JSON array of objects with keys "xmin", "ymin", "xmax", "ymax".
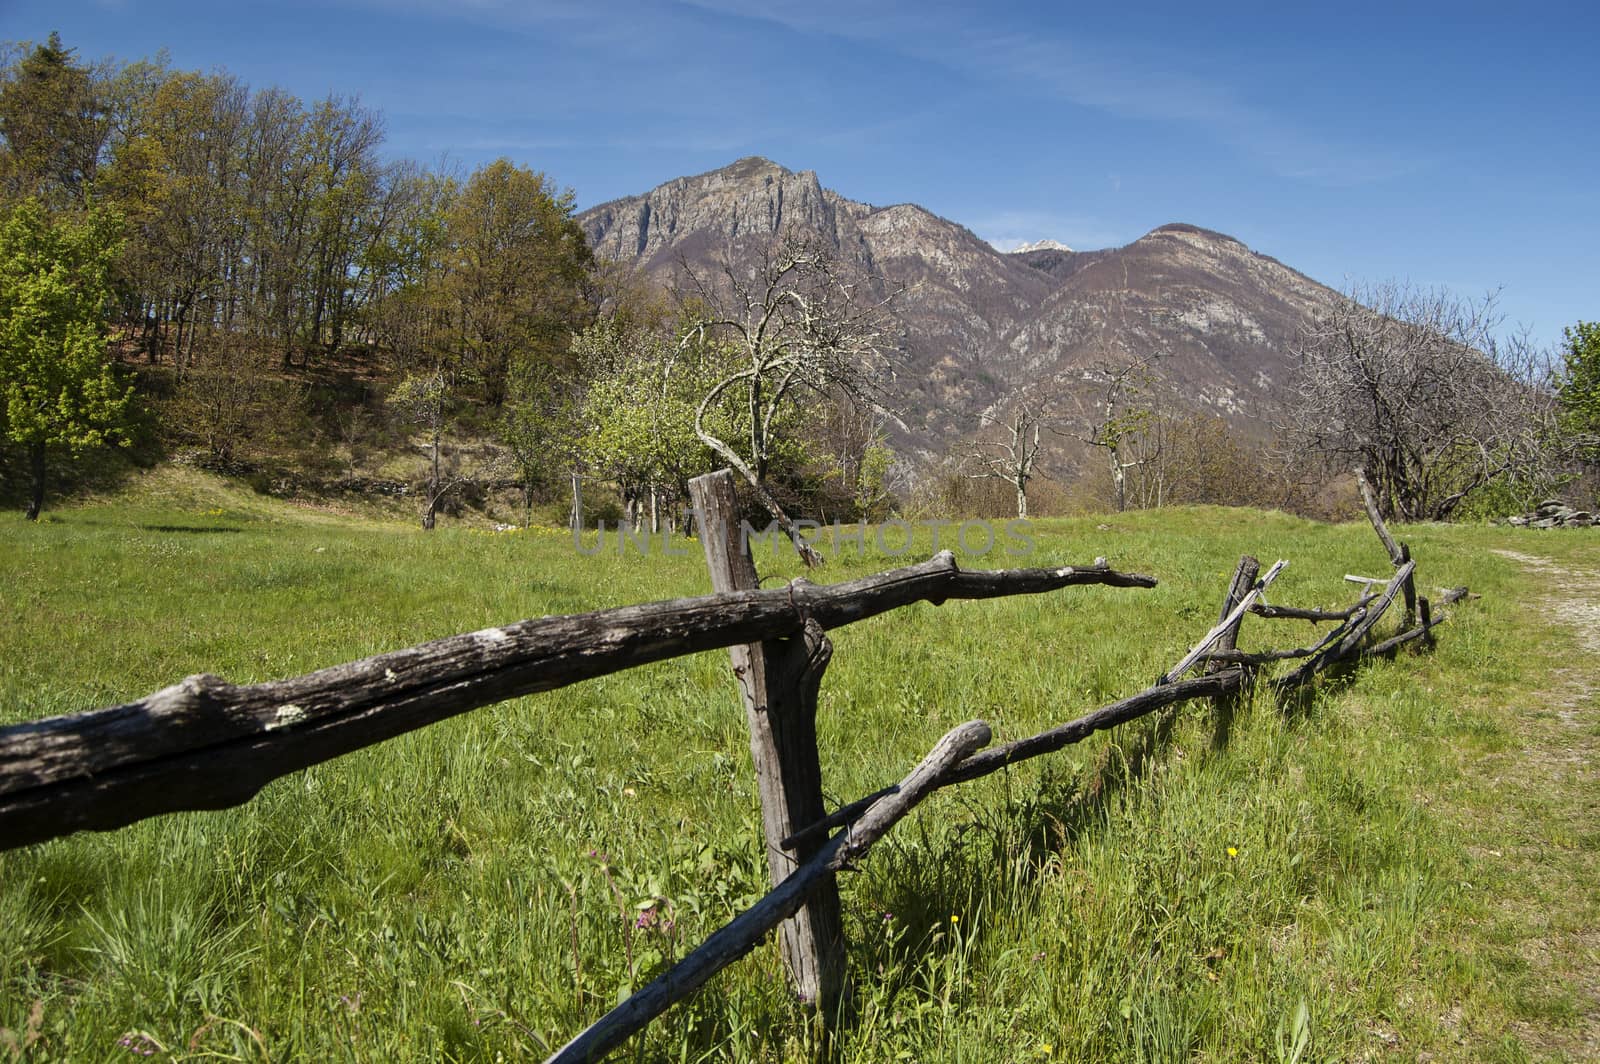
[{"xmin": 0, "ymin": 469, "xmax": 1467, "ymax": 1062}]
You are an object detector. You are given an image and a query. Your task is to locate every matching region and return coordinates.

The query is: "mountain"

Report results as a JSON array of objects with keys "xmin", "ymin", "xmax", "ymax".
[{"xmin": 578, "ymin": 157, "xmax": 1337, "ymax": 466}]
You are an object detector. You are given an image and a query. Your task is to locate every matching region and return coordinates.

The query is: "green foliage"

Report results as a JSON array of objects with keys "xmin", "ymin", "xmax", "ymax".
[
  {"xmin": 498, "ymin": 381, "xmax": 569, "ymax": 513},
  {"xmin": 385, "ymin": 368, "xmax": 448, "ymax": 426},
  {"xmin": 172, "ymin": 340, "xmax": 304, "ymax": 465},
  {"xmin": 446, "ymin": 159, "xmax": 593, "ymax": 406},
  {"xmin": 1557, "ymin": 320, "xmax": 1600, "ymax": 455},
  {"xmin": 573, "ymin": 317, "xmax": 721, "ymax": 494},
  {"xmin": 0, "ymin": 197, "xmax": 133, "ymax": 514},
  {"xmin": 852, "ymin": 437, "xmax": 895, "ymax": 519},
  {"xmin": 364, "ymin": 167, "xmax": 456, "ymax": 371},
  {"xmin": 0, "ymin": 33, "xmax": 102, "ymax": 207}
]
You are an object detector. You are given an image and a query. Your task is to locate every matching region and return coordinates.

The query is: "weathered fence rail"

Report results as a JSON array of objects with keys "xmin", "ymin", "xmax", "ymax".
[
  {"xmin": 0, "ymin": 526, "xmax": 1152, "ymax": 850},
  {"xmin": 0, "ymin": 466, "xmax": 1467, "ymax": 1064}
]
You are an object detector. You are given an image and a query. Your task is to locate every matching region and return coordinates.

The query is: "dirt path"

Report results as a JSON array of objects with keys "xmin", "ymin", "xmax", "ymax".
[{"xmin": 1478, "ymin": 548, "xmax": 1600, "ymax": 1059}]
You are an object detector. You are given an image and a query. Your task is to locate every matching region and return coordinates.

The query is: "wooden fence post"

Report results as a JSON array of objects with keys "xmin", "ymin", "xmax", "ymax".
[
  {"xmin": 1214, "ymin": 555, "xmax": 1261, "ymax": 657},
  {"xmin": 1397, "ymin": 542, "xmax": 1417, "ymax": 629},
  {"xmin": 1209, "ymin": 554, "xmax": 1259, "ymax": 748},
  {"xmin": 687, "ymin": 470, "xmax": 846, "ymax": 1015}
]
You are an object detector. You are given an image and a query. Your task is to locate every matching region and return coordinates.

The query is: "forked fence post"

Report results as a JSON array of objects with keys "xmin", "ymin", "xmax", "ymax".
[
  {"xmin": 1356, "ymin": 467, "xmax": 1417, "ymax": 627},
  {"xmin": 1209, "ymin": 554, "xmax": 1259, "ymax": 748},
  {"xmin": 1214, "ymin": 555, "xmax": 1261, "ymax": 657},
  {"xmin": 687, "ymin": 469, "xmax": 846, "ymax": 1015},
  {"xmin": 1397, "ymin": 542, "xmax": 1417, "ymax": 628}
]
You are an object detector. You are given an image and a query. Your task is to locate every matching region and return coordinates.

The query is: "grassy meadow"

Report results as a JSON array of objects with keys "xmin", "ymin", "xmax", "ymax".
[{"xmin": 1, "ymin": 467, "xmax": 1596, "ymax": 1061}]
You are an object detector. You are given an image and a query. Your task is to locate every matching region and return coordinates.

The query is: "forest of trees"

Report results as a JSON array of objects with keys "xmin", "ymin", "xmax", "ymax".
[
  {"xmin": 0, "ymin": 34, "xmax": 908, "ymax": 526},
  {"xmin": 0, "ymin": 33, "xmax": 1592, "ymax": 527}
]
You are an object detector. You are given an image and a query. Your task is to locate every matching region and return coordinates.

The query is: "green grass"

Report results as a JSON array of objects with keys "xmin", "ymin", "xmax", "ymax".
[{"xmin": 1, "ymin": 471, "xmax": 1596, "ymax": 1061}]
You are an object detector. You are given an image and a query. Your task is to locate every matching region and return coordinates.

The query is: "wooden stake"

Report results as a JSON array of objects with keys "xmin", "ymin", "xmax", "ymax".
[
  {"xmin": 1207, "ymin": 555, "xmax": 1259, "ymax": 746},
  {"xmin": 1162, "ymin": 559, "xmax": 1285, "ymax": 684},
  {"xmin": 1397, "ymin": 542, "xmax": 1417, "ymax": 628},
  {"xmin": 1355, "ymin": 467, "xmax": 1417, "ymax": 627},
  {"xmin": 687, "ymin": 470, "xmax": 845, "ymax": 1014},
  {"xmin": 1213, "ymin": 555, "xmax": 1261, "ymax": 661}
]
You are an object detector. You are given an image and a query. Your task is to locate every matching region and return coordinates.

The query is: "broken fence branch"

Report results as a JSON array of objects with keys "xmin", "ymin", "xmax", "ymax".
[
  {"xmin": 0, "ymin": 552, "xmax": 1155, "ymax": 851},
  {"xmin": 1250, "ymin": 594, "xmax": 1376, "ymax": 622}
]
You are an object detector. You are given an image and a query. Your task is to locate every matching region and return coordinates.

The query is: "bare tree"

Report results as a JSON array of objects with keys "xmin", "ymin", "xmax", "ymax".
[
  {"xmin": 812, "ymin": 390, "xmax": 901, "ymax": 521},
  {"xmin": 1057, "ymin": 356, "xmax": 1162, "ymax": 513},
  {"xmin": 1285, "ymin": 283, "xmax": 1559, "ymax": 521},
  {"xmin": 675, "ymin": 235, "xmax": 900, "ymax": 566},
  {"xmin": 964, "ymin": 399, "xmax": 1046, "ymax": 518}
]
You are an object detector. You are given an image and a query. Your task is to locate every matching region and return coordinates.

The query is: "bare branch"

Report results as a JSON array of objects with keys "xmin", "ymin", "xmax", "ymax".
[
  {"xmin": 674, "ymin": 232, "xmax": 903, "ymax": 565},
  {"xmin": 1282, "ymin": 283, "xmax": 1561, "ymax": 521}
]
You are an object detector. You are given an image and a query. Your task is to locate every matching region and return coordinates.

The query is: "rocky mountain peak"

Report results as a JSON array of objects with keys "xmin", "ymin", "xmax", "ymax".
[
  {"xmin": 718, "ymin": 155, "xmax": 790, "ymax": 177},
  {"xmin": 580, "ymin": 157, "xmax": 839, "ymax": 269}
]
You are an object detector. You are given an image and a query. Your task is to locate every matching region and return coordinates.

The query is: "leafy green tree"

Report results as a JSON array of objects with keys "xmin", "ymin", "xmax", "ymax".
[
  {"xmin": 363, "ymin": 165, "xmax": 456, "ymax": 371},
  {"xmin": 0, "ymin": 32, "xmax": 104, "ymax": 207},
  {"xmin": 447, "ymin": 159, "xmax": 593, "ymax": 406},
  {"xmin": 500, "ymin": 383, "xmax": 571, "ymax": 527},
  {"xmin": 387, "ymin": 368, "xmax": 458, "ymax": 530},
  {"xmin": 0, "ymin": 198, "xmax": 133, "ymax": 518},
  {"xmin": 573, "ymin": 317, "xmax": 720, "ymax": 528},
  {"xmin": 117, "ymin": 70, "xmax": 248, "ymax": 376},
  {"xmin": 1558, "ymin": 321, "xmax": 1600, "ymax": 456},
  {"xmin": 299, "ymin": 96, "xmax": 384, "ymax": 361}
]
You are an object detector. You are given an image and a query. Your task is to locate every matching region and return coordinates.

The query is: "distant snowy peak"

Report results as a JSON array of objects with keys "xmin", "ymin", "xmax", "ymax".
[{"xmin": 1008, "ymin": 239, "xmax": 1074, "ymax": 254}]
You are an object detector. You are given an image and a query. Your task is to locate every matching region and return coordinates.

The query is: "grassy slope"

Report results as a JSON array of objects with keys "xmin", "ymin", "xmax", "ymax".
[{"xmin": 0, "ymin": 472, "xmax": 1595, "ymax": 1062}]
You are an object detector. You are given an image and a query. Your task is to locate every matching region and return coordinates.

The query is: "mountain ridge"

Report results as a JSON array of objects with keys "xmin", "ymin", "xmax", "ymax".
[{"xmin": 578, "ymin": 157, "xmax": 1339, "ymax": 466}]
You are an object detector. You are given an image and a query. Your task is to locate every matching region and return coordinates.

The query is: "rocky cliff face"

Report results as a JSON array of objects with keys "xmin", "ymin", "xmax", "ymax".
[
  {"xmin": 580, "ymin": 158, "xmax": 1338, "ymax": 466},
  {"xmin": 582, "ymin": 157, "xmax": 864, "ymax": 270}
]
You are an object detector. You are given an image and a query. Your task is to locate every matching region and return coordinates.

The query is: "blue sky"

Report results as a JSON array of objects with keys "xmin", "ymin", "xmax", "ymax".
[{"xmin": 5, "ymin": 0, "xmax": 1595, "ymax": 348}]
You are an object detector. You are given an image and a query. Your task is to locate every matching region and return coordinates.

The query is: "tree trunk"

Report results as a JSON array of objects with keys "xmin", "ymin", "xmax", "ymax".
[
  {"xmin": 24, "ymin": 442, "xmax": 46, "ymax": 521},
  {"xmin": 423, "ymin": 429, "xmax": 441, "ymax": 531},
  {"xmin": 172, "ymin": 308, "xmax": 188, "ymax": 385},
  {"xmin": 569, "ymin": 473, "xmax": 582, "ymax": 532},
  {"xmin": 1016, "ymin": 481, "xmax": 1028, "ymax": 519}
]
